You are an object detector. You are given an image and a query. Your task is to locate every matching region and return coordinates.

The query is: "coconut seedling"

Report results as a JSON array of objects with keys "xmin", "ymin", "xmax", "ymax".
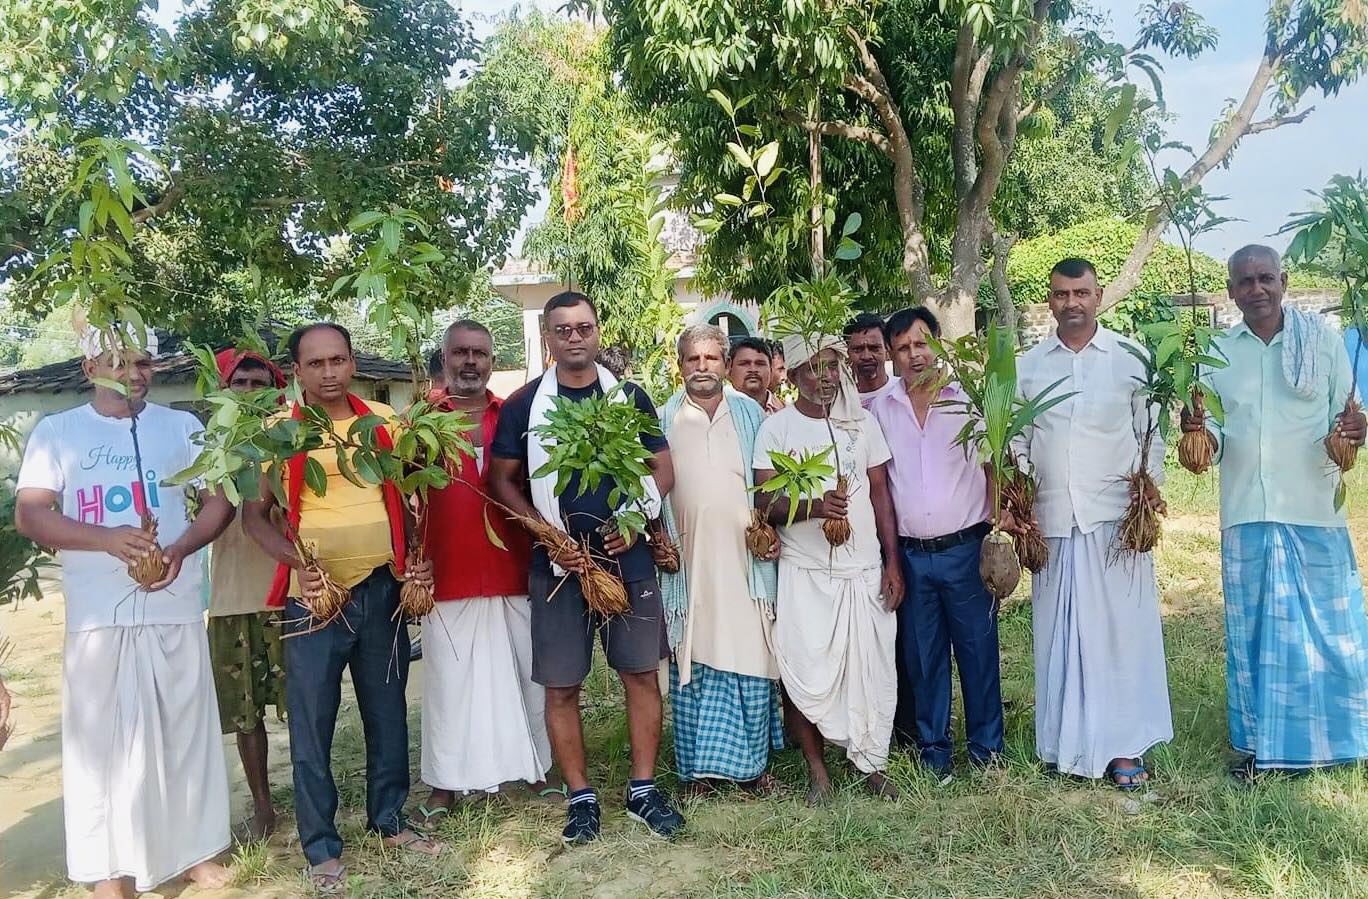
[
  {"xmin": 933, "ymin": 324, "xmax": 1074, "ymax": 599},
  {"xmin": 1279, "ymin": 174, "xmax": 1368, "ymax": 510},
  {"xmin": 528, "ymin": 385, "xmax": 665, "ymax": 616}
]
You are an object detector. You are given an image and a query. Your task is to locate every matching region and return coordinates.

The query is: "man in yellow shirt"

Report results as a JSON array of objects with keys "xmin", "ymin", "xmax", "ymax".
[{"xmin": 243, "ymin": 323, "xmax": 438, "ymax": 891}]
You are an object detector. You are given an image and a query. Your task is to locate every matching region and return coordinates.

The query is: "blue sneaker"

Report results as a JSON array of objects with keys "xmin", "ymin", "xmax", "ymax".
[
  {"xmin": 561, "ymin": 801, "xmax": 600, "ymax": 845},
  {"xmin": 625, "ymin": 788, "xmax": 685, "ymax": 838}
]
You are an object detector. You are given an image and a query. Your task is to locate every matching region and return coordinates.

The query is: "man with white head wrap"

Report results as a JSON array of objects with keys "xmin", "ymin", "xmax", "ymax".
[
  {"xmin": 752, "ymin": 332, "xmax": 904, "ymax": 805},
  {"xmin": 15, "ymin": 324, "xmax": 236, "ymax": 897}
]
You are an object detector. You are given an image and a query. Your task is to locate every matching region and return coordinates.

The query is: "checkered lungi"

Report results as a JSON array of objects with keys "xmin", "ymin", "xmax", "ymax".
[
  {"xmin": 670, "ymin": 661, "xmax": 783, "ymax": 782},
  {"xmin": 1222, "ymin": 522, "xmax": 1368, "ymax": 769}
]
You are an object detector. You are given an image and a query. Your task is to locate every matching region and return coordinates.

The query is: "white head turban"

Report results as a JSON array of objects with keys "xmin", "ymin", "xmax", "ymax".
[
  {"xmin": 780, "ymin": 332, "xmax": 865, "ymax": 431},
  {"xmin": 78, "ymin": 323, "xmax": 159, "ymax": 361}
]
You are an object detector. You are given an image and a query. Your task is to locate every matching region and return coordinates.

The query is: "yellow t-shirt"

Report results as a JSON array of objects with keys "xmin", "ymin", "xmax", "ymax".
[{"xmin": 282, "ymin": 401, "xmax": 399, "ymax": 592}]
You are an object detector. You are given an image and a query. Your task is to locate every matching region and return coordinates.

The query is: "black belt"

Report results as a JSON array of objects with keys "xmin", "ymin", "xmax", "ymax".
[{"xmin": 898, "ymin": 521, "xmax": 991, "ymax": 554}]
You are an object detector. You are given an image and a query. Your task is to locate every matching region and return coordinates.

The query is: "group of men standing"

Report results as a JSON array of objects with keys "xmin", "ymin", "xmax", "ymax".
[{"xmin": 10, "ymin": 244, "xmax": 1368, "ymax": 896}]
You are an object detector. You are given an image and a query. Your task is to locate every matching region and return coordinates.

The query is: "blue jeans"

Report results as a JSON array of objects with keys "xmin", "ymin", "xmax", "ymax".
[
  {"xmin": 284, "ymin": 566, "xmax": 411, "ymax": 865},
  {"xmin": 898, "ymin": 537, "xmax": 1004, "ymax": 770}
]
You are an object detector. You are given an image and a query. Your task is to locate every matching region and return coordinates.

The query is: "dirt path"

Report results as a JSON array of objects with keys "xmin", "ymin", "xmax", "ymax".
[{"xmin": 2, "ymin": 596, "xmax": 311, "ymax": 898}]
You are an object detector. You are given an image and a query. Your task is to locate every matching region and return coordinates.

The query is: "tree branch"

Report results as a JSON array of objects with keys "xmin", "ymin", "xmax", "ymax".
[
  {"xmin": 782, "ymin": 111, "xmax": 892, "ymax": 157},
  {"xmin": 1247, "ymin": 106, "xmax": 1314, "ymax": 134},
  {"xmin": 131, "ymin": 179, "xmax": 185, "ymax": 224},
  {"xmin": 841, "ymin": 26, "xmax": 934, "ymax": 300}
]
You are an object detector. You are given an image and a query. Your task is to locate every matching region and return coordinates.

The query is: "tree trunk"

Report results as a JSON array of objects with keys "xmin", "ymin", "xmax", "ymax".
[
  {"xmin": 991, "ymin": 231, "xmax": 1018, "ymax": 338},
  {"xmin": 928, "ymin": 285, "xmax": 978, "ymax": 339},
  {"xmin": 809, "ymin": 96, "xmax": 824, "ymax": 273}
]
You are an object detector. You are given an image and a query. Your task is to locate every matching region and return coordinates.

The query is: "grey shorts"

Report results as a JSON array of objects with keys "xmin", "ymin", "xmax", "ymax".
[{"xmin": 528, "ymin": 568, "xmax": 667, "ymax": 688}]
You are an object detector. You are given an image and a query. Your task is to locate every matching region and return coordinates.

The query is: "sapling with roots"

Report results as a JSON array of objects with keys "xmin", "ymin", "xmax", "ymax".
[
  {"xmin": 933, "ymin": 325, "xmax": 1074, "ymax": 599},
  {"xmin": 169, "ymin": 207, "xmax": 476, "ymax": 631},
  {"xmin": 525, "ymin": 385, "xmax": 666, "ymax": 616},
  {"xmin": 1278, "ymin": 174, "xmax": 1368, "ymax": 511}
]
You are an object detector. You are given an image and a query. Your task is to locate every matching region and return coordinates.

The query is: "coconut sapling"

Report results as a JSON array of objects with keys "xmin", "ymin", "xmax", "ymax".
[
  {"xmin": 1279, "ymin": 175, "xmax": 1368, "ymax": 510},
  {"xmin": 933, "ymin": 325, "xmax": 1074, "ymax": 599}
]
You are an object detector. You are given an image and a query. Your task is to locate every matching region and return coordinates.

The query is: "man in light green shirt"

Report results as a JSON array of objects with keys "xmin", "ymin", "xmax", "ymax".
[{"xmin": 1184, "ymin": 244, "xmax": 1368, "ymax": 780}]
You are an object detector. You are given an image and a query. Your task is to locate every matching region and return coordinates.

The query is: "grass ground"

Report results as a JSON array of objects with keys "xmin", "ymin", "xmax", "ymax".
[{"xmin": 6, "ymin": 462, "xmax": 1368, "ymax": 898}]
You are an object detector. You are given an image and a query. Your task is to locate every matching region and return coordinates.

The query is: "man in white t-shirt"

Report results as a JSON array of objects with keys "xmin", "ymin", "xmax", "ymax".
[
  {"xmin": 753, "ymin": 333, "xmax": 904, "ymax": 805},
  {"xmin": 16, "ymin": 327, "xmax": 236, "ymax": 899}
]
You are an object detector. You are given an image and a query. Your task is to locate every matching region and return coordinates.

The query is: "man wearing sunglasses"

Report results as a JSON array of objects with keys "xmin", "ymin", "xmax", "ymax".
[{"xmin": 489, "ymin": 291, "xmax": 681, "ymax": 845}]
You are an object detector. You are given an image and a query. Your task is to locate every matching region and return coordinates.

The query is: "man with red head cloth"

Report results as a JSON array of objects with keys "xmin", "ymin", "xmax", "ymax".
[{"xmin": 207, "ymin": 348, "xmax": 290, "ymax": 841}]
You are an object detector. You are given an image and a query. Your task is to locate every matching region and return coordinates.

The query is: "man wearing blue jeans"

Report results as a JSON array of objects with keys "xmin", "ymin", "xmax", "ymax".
[
  {"xmin": 243, "ymin": 323, "xmax": 439, "ymax": 890},
  {"xmin": 868, "ymin": 307, "xmax": 1005, "ymax": 777}
]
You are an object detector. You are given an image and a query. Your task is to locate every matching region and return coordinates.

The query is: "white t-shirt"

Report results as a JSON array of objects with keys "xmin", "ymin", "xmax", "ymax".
[
  {"xmin": 17, "ymin": 402, "xmax": 205, "ymax": 632},
  {"xmin": 753, "ymin": 405, "xmax": 892, "ymax": 572}
]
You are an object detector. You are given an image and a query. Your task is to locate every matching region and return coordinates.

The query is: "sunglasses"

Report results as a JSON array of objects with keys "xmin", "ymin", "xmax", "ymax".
[{"xmin": 550, "ymin": 323, "xmax": 597, "ymax": 340}]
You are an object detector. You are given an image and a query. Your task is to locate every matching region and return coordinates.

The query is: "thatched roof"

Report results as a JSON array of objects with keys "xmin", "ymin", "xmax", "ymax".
[{"xmin": 0, "ymin": 330, "xmax": 412, "ymax": 398}]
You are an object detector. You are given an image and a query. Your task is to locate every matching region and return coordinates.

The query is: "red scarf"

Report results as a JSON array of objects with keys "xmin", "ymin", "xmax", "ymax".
[{"xmin": 266, "ymin": 393, "xmax": 408, "ymax": 608}]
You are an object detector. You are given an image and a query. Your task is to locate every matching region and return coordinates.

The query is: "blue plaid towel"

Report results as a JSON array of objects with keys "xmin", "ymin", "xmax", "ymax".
[
  {"xmin": 1222, "ymin": 523, "xmax": 1368, "ymax": 768},
  {"xmin": 670, "ymin": 661, "xmax": 784, "ymax": 782}
]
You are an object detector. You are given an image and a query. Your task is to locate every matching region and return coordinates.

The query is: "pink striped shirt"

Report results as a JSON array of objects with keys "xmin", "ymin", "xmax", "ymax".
[{"xmin": 868, "ymin": 382, "xmax": 990, "ymax": 539}]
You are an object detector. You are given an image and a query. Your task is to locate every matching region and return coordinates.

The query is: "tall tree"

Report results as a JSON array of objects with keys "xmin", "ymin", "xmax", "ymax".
[
  {"xmin": 0, "ymin": 0, "xmax": 541, "ymax": 341},
  {"xmin": 588, "ymin": 0, "xmax": 1367, "ymax": 336}
]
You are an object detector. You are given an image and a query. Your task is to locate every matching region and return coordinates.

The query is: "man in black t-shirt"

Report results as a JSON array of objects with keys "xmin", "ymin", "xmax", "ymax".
[{"xmin": 489, "ymin": 291, "xmax": 684, "ymax": 846}]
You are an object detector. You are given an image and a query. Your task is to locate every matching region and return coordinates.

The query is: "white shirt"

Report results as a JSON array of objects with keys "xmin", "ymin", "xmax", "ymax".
[
  {"xmin": 1016, "ymin": 326, "xmax": 1165, "ymax": 538},
  {"xmin": 753, "ymin": 405, "xmax": 892, "ymax": 572},
  {"xmin": 17, "ymin": 402, "xmax": 205, "ymax": 632}
]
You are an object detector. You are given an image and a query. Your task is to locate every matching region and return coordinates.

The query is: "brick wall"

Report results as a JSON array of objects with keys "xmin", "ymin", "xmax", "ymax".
[{"xmin": 1018, "ymin": 289, "xmax": 1343, "ymax": 347}]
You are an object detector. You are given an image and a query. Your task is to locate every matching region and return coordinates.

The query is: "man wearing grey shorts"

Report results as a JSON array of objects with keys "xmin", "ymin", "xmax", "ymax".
[{"xmin": 489, "ymin": 290, "xmax": 684, "ymax": 846}]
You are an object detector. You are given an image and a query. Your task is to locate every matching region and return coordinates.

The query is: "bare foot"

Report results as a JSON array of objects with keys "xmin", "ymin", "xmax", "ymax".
[
  {"xmin": 865, "ymin": 771, "xmax": 900, "ymax": 801},
  {"xmin": 740, "ymin": 772, "xmax": 781, "ymax": 797},
  {"xmin": 92, "ymin": 878, "xmax": 132, "ymax": 899},
  {"xmin": 384, "ymin": 828, "xmax": 443, "ymax": 856},
  {"xmin": 184, "ymin": 860, "xmax": 234, "ymax": 889},
  {"xmin": 308, "ymin": 859, "xmax": 347, "ymax": 894},
  {"xmin": 679, "ymin": 780, "xmax": 721, "ymax": 799},
  {"xmin": 805, "ymin": 778, "xmax": 835, "ymax": 807},
  {"xmin": 246, "ymin": 807, "xmax": 277, "ymax": 842}
]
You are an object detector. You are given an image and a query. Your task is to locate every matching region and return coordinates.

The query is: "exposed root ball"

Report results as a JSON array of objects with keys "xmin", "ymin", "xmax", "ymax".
[
  {"xmin": 648, "ymin": 521, "xmax": 681, "ymax": 574},
  {"xmin": 980, "ymin": 528, "xmax": 1021, "ymax": 599},
  {"xmin": 822, "ymin": 476, "xmax": 853, "ymax": 548},
  {"xmin": 399, "ymin": 576, "xmax": 435, "ymax": 618},
  {"xmin": 1178, "ymin": 430, "xmax": 1215, "ymax": 475},
  {"xmin": 1118, "ymin": 469, "xmax": 1163, "ymax": 554},
  {"xmin": 1326, "ymin": 397, "xmax": 1361, "ymax": 473},
  {"xmin": 515, "ymin": 514, "xmax": 631, "ymax": 616},
  {"xmin": 1014, "ymin": 524, "xmax": 1049, "ymax": 574},
  {"xmin": 581, "ymin": 564, "xmax": 630, "ymax": 616},
  {"xmin": 285, "ymin": 538, "xmax": 349, "ymax": 635},
  {"xmin": 1178, "ymin": 390, "xmax": 1216, "ymax": 474},
  {"xmin": 127, "ymin": 512, "xmax": 169, "ymax": 589},
  {"xmin": 745, "ymin": 509, "xmax": 779, "ymax": 559}
]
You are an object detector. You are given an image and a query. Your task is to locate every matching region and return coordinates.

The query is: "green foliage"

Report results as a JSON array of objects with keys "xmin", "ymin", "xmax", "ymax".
[
  {"xmin": 1281, "ymin": 173, "xmax": 1368, "ymax": 332},
  {"xmin": 933, "ymin": 324, "xmax": 1073, "ymax": 515},
  {"xmin": 1, "ymin": 0, "xmax": 540, "ymax": 343},
  {"xmin": 517, "ymin": 18, "xmax": 683, "ymax": 400},
  {"xmin": 1000, "ymin": 218, "xmax": 1227, "ymax": 328},
  {"xmin": 753, "ymin": 447, "xmax": 836, "ymax": 527},
  {"xmin": 1124, "ymin": 319, "xmax": 1227, "ymax": 445},
  {"xmin": 0, "ymin": 424, "xmax": 50, "ymax": 607},
  {"xmin": 529, "ymin": 385, "xmax": 662, "ymax": 540}
]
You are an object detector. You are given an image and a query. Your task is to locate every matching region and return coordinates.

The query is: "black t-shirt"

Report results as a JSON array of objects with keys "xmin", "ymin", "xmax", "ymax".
[{"xmin": 491, "ymin": 375, "xmax": 667, "ymax": 582}]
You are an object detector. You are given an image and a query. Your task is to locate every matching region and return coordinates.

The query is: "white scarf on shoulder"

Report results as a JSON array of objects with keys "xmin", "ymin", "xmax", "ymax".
[{"xmin": 527, "ymin": 363, "xmax": 663, "ymax": 574}]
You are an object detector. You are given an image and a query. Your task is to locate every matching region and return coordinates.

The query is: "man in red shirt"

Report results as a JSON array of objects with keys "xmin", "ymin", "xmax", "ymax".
[{"xmin": 417, "ymin": 320, "xmax": 558, "ymax": 823}]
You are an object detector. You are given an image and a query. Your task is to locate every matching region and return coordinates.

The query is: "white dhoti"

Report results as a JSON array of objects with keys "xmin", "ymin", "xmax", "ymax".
[
  {"xmin": 775, "ymin": 564, "xmax": 897, "ymax": 773},
  {"xmin": 421, "ymin": 596, "xmax": 552, "ymax": 792},
  {"xmin": 62, "ymin": 624, "xmax": 230, "ymax": 892},
  {"xmin": 1033, "ymin": 522, "xmax": 1174, "ymax": 778}
]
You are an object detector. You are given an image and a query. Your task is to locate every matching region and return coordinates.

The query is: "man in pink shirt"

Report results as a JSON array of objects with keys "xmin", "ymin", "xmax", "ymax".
[{"xmin": 868, "ymin": 307, "xmax": 1005, "ymax": 778}]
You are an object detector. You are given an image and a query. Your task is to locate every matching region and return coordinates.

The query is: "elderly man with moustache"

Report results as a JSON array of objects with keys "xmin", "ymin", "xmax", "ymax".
[{"xmin": 658, "ymin": 324, "xmax": 783, "ymax": 797}]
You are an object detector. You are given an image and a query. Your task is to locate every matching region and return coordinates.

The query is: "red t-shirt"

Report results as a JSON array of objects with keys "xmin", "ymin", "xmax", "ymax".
[{"xmin": 426, "ymin": 392, "xmax": 532, "ymax": 600}]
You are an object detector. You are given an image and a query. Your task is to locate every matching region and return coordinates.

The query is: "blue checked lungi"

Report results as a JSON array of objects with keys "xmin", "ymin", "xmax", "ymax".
[
  {"xmin": 1222, "ymin": 523, "xmax": 1368, "ymax": 769},
  {"xmin": 670, "ymin": 661, "xmax": 784, "ymax": 782}
]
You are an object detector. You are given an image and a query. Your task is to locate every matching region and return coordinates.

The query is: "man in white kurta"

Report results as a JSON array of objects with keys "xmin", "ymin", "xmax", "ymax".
[
  {"xmin": 659, "ymin": 325, "xmax": 782, "ymax": 795},
  {"xmin": 754, "ymin": 334, "xmax": 904, "ymax": 804},
  {"xmin": 14, "ymin": 328, "xmax": 234, "ymax": 897},
  {"xmin": 1016, "ymin": 258, "xmax": 1173, "ymax": 788}
]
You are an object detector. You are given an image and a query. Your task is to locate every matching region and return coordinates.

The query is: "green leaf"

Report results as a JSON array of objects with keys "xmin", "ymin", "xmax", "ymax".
[
  {"xmin": 714, "ymin": 192, "xmax": 743, "ymax": 207},
  {"xmin": 725, "ymin": 142, "xmax": 752, "ymax": 170},
  {"xmin": 1104, "ymin": 83, "xmax": 1137, "ymax": 148},
  {"xmin": 754, "ymin": 141, "xmax": 779, "ymax": 178},
  {"xmin": 841, "ymin": 212, "xmax": 862, "ymax": 237},
  {"xmin": 91, "ymin": 377, "xmax": 128, "ymax": 395},
  {"xmin": 707, "ymin": 89, "xmax": 734, "ymax": 118},
  {"xmin": 303, "ymin": 457, "xmax": 328, "ymax": 497}
]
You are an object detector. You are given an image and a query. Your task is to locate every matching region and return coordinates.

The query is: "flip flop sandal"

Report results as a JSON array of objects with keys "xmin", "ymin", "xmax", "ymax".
[
  {"xmin": 305, "ymin": 864, "xmax": 348, "ymax": 895},
  {"xmin": 534, "ymin": 783, "xmax": 569, "ymax": 802},
  {"xmin": 387, "ymin": 831, "xmax": 443, "ymax": 856},
  {"xmin": 1106, "ymin": 762, "xmax": 1148, "ymax": 792}
]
